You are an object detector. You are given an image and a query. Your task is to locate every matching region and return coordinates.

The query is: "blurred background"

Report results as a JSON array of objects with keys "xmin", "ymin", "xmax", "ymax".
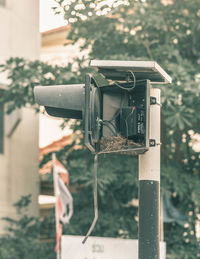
[{"xmin": 0, "ymin": 0, "xmax": 200, "ymax": 258}]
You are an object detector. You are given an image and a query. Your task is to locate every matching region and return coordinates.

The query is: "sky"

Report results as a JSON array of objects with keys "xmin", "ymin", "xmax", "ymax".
[
  {"xmin": 39, "ymin": 0, "xmax": 118, "ymax": 32},
  {"xmin": 40, "ymin": 0, "xmax": 66, "ymax": 32}
]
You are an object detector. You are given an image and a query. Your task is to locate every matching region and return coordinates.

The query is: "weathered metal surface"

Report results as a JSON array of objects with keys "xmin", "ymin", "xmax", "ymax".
[{"xmin": 91, "ymin": 60, "xmax": 172, "ymax": 84}]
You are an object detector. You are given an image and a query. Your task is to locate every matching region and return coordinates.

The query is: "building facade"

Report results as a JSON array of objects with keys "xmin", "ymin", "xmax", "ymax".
[
  {"xmin": 0, "ymin": 0, "xmax": 40, "ymax": 233},
  {"xmin": 41, "ymin": 25, "xmax": 89, "ymax": 66}
]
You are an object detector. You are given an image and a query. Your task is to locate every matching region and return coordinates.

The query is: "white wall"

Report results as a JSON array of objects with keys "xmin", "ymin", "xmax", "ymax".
[
  {"xmin": 0, "ymin": 0, "xmax": 40, "ymax": 61},
  {"xmin": 0, "ymin": 0, "xmax": 40, "ymax": 233}
]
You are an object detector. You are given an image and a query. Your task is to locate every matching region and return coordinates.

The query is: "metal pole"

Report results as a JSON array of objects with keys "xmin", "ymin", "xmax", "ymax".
[
  {"xmin": 138, "ymin": 88, "xmax": 161, "ymax": 259},
  {"xmin": 160, "ymin": 198, "xmax": 164, "ymax": 242},
  {"xmin": 52, "ymin": 153, "xmax": 60, "ymax": 259}
]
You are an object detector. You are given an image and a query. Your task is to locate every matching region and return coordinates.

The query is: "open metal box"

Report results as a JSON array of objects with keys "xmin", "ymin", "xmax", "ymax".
[
  {"xmin": 90, "ymin": 60, "xmax": 172, "ymax": 84},
  {"xmin": 84, "ymin": 60, "xmax": 171, "ymax": 155}
]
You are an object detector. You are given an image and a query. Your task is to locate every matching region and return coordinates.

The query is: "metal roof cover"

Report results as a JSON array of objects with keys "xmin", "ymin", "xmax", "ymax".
[{"xmin": 90, "ymin": 60, "xmax": 172, "ymax": 84}]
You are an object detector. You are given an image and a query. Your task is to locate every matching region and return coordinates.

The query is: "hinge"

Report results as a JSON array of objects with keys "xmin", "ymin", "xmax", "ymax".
[
  {"xmin": 150, "ymin": 96, "xmax": 157, "ymax": 105},
  {"xmin": 150, "ymin": 96, "xmax": 161, "ymax": 106},
  {"xmin": 149, "ymin": 139, "xmax": 162, "ymax": 147},
  {"xmin": 149, "ymin": 139, "xmax": 156, "ymax": 147}
]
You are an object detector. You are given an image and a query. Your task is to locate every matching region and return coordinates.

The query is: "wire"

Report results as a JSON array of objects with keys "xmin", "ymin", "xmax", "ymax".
[
  {"xmin": 102, "ymin": 122, "xmax": 117, "ymax": 136},
  {"xmin": 103, "ymin": 120, "xmax": 117, "ymax": 131},
  {"xmin": 82, "ymin": 153, "xmax": 98, "ymax": 244},
  {"xmin": 114, "ymin": 70, "xmax": 136, "ymax": 91},
  {"xmin": 97, "ymin": 117, "xmax": 118, "ymax": 136},
  {"xmin": 105, "ymin": 110, "xmax": 120, "ymax": 123},
  {"xmin": 123, "ymin": 107, "xmax": 136, "ymax": 143},
  {"xmin": 124, "ymin": 119, "xmax": 129, "ymax": 145},
  {"xmin": 101, "ymin": 93, "xmax": 126, "ymax": 135}
]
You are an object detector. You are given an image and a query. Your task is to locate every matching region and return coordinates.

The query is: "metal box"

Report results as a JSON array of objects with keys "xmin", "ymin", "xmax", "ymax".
[{"xmin": 85, "ymin": 60, "xmax": 172, "ymax": 155}]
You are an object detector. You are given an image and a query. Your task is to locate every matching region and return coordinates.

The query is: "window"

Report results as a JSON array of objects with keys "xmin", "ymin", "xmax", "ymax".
[
  {"xmin": 0, "ymin": 102, "xmax": 4, "ymax": 154},
  {"xmin": 0, "ymin": 0, "xmax": 6, "ymax": 6}
]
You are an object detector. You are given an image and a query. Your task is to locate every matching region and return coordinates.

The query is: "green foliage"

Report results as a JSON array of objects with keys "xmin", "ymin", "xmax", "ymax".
[
  {"xmin": 0, "ymin": 57, "xmax": 79, "ymax": 113},
  {"xmin": 52, "ymin": 0, "xmax": 200, "ymax": 257},
  {"xmin": 0, "ymin": 195, "xmax": 56, "ymax": 259},
  {"xmin": 45, "ymin": 143, "xmax": 138, "ymax": 239},
  {"xmin": 52, "ymin": 0, "xmax": 200, "ymax": 259}
]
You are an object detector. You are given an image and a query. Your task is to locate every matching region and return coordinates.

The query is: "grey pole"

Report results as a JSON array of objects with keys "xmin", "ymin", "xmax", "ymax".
[{"xmin": 138, "ymin": 88, "xmax": 161, "ymax": 259}]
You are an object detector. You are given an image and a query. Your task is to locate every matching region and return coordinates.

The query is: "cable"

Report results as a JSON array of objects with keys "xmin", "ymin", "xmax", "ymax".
[
  {"xmin": 123, "ymin": 107, "xmax": 136, "ymax": 143},
  {"xmin": 97, "ymin": 117, "xmax": 117, "ymax": 136},
  {"xmin": 102, "ymin": 122, "xmax": 117, "ymax": 136},
  {"xmin": 102, "ymin": 92, "xmax": 126, "ymax": 135},
  {"xmin": 114, "ymin": 70, "xmax": 136, "ymax": 91},
  {"xmin": 103, "ymin": 120, "xmax": 117, "ymax": 131},
  {"xmin": 105, "ymin": 110, "xmax": 120, "ymax": 123},
  {"xmin": 124, "ymin": 119, "xmax": 129, "ymax": 145},
  {"xmin": 82, "ymin": 153, "xmax": 98, "ymax": 244}
]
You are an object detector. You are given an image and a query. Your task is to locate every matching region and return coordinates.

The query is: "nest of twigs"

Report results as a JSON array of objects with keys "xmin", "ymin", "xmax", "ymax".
[{"xmin": 99, "ymin": 135, "xmax": 142, "ymax": 153}]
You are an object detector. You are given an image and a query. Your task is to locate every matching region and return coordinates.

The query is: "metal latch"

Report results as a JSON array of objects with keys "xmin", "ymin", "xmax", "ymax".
[
  {"xmin": 150, "ymin": 96, "xmax": 157, "ymax": 105},
  {"xmin": 149, "ymin": 139, "xmax": 156, "ymax": 147},
  {"xmin": 149, "ymin": 139, "xmax": 162, "ymax": 147},
  {"xmin": 150, "ymin": 96, "xmax": 161, "ymax": 106}
]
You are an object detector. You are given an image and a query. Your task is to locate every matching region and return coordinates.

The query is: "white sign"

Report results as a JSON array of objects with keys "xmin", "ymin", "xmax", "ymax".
[{"xmin": 61, "ymin": 235, "xmax": 166, "ymax": 259}]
